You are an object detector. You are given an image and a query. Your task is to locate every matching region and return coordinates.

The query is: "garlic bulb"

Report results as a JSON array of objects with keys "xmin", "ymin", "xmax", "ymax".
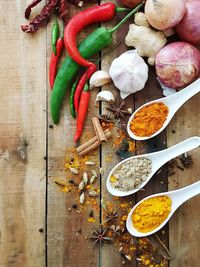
[
  {"xmin": 89, "ymin": 70, "xmax": 111, "ymax": 89},
  {"xmin": 109, "ymin": 50, "xmax": 149, "ymax": 99},
  {"xmin": 95, "ymin": 91, "xmax": 115, "ymax": 105}
]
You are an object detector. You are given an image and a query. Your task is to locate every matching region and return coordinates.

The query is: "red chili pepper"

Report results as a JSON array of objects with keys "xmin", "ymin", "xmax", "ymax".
[
  {"xmin": 74, "ymin": 64, "xmax": 97, "ymax": 112},
  {"xmin": 49, "ymin": 37, "xmax": 64, "ymax": 89},
  {"xmin": 74, "ymin": 83, "xmax": 90, "ymax": 142},
  {"xmin": 64, "ymin": 3, "xmax": 117, "ymax": 69}
]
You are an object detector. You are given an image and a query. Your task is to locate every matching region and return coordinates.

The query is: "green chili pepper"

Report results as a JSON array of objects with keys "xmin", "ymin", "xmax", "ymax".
[
  {"xmin": 51, "ymin": 18, "xmax": 59, "ymax": 55},
  {"xmin": 51, "ymin": 3, "xmax": 144, "ymax": 124},
  {"xmin": 70, "ymin": 79, "xmax": 78, "ymax": 118},
  {"xmin": 51, "ymin": 27, "xmax": 112, "ymax": 124}
]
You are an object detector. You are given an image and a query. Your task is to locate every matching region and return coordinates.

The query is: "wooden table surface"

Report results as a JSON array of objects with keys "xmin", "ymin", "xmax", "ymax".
[{"xmin": 1, "ymin": 1, "xmax": 200, "ymax": 267}]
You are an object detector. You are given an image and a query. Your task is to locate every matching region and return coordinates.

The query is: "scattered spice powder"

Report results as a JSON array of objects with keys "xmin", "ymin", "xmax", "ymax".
[
  {"xmin": 130, "ymin": 103, "xmax": 169, "ymax": 137},
  {"xmin": 110, "ymin": 158, "xmax": 152, "ymax": 191},
  {"xmin": 132, "ymin": 196, "xmax": 172, "ymax": 233}
]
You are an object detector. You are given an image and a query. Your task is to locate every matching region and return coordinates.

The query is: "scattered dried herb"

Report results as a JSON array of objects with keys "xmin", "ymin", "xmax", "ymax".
[
  {"xmin": 90, "ymin": 226, "xmax": 113, "ymax": 245},
  {"xmin": 21, "ymin": 0, "xmax": 58, "ymax": 33},
  {"xmin": 54, "ymin": 181, "xmax": 65, "ymax": 187}
]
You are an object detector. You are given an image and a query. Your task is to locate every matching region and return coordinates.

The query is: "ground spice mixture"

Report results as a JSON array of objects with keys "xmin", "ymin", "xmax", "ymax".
[
  {"xmin": 110, "ymin": 158, "xmax": 152, "ymax": 191},
  {"xmin": 132, "ymin": 196, "xmax": 172, "ymax": 233},
  {"xmin": 130, "ymin": 102, "xmax": 169, "ymax": 137}
]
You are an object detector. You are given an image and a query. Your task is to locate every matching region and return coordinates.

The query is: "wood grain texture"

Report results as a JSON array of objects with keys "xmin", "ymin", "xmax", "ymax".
[
  {"xmin": 167, "ymin": 94, "xmax": 200, "ymax": 267},
  {"xmin": 47, "ymin": 6, "xmax": 100, "ymax": 266},
  {"xmin": 0, "ymin": 1, "xmax": 46, "ymax": 266},
  {"xmin": 100, "ymin": 3, "xmax": 137, "ymax": 266}
]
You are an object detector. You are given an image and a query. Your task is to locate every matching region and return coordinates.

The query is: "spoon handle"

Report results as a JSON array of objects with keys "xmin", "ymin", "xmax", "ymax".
[
  {"xmin": 152, "ymin": 136, "xmax": 200, "ymax": 168},
  {"xmin": 164, "ymin": 78, "xmax": 200, "ymax": 109},
  {"xmin": 172, "ymin": 181, "xmax": 200, "ymax": 207}
]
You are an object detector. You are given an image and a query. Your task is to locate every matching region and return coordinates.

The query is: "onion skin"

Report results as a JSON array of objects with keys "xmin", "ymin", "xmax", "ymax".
[
  {"xmin": 145, "ymin": 0, "xmax": 186, "ymax": 30},
  {"xmin": 155, "ymin": 42, "xmax": 200, "ymax": 89},
  {"xmin": 121, "ymin": 0, "xmax": 143, "ymax": 8},
  {"xmin": 175, "ymin": 0, "xmax": 200, "ymax": 45}
]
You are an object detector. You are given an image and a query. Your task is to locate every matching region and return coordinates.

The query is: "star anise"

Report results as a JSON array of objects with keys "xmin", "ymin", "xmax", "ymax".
[
  {"xmin": 179, "ymin": 153, "xmax": 193, "ymax": 168},
  {"xmin": 104, "ymin": 209, "xmax": 118, "ymax": 225},
  {"xmin": 106, "ymin": 100, "xmax": 130, "ymax": 120},
  {"xmin": 90, "ymin": 226, "xmax": 113, "ymax": 245},
  {"xmin": 98, "ymin": 114, "xmax": 114, "ymax": 123}
]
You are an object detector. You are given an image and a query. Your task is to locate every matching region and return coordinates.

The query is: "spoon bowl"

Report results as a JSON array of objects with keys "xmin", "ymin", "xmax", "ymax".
[
  {"xmin": 106, "ymin": 136, "xmax": 200, "ymax": 197},
  {"xmin": 127, "ymin": 78, "xmax": 200, "ymax": 141},
  {"xmin": 126, "ymin": 180, "xmax": 200, "ymax": 237}
]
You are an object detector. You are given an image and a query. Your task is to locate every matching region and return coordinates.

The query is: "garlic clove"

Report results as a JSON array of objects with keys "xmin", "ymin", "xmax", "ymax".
[
  {"xmin": 95, "ymin": 91, "xmax": 115, "ymax": 105},
  {"xmin": 89, "ymin": 70, "xmax": 111, "ymax": 89}
]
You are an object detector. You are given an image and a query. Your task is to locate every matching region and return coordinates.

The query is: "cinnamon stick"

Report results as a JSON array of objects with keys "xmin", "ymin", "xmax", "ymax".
[
  {"xmin": 79, "ymin": 131, "xmax": 112, "ymax": 156},
  {"xmin": 92, "ymin": 116, "xmax": 107, "ymax": 142},
  {"xmin": 76, "ymin": 129, "xmax": 110, "ymax": 154}
]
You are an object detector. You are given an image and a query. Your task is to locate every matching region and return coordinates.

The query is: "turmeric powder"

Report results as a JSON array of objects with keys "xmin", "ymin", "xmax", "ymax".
[
  {"xmin": 130, "ymin": 102, "xmax": 169, "ymax": 137},
  {"xmin": 132, "ymin": 196, "xmax": 172, "ymax": 233}
]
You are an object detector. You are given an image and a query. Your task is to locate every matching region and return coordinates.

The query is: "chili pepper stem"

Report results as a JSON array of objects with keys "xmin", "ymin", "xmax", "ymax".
[
  {"xmin": 115, "ymin": 7, "xmax": 131, "ymax": 12},
  {"xmin": 109, "ymin": 2, "xmax": 144, "ymax": 34},
  {"xmin": 60, "ymin": 21, "xmax": 64, "ymax": 39}
]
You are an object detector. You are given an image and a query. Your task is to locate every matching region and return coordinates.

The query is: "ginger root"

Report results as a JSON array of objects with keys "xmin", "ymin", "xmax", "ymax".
[{"xmin": 125, "ymin": 12, "xmax": 167, "ymax": 66}]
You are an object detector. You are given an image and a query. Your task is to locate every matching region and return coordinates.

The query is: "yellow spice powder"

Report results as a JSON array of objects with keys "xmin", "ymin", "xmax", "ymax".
[
  {"xmin": 132, "ymin": 196, "xmax": 172, "ymax": 233},
  {"xmin": 130, "ymin": 102, "xmax": 169, "ymax": 137}
]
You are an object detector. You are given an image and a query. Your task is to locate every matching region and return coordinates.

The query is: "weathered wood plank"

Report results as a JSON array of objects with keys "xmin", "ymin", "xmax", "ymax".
[
  {"xmin": 47, "ymin": 8, "xmax": 100, "ymax": 266},
  {"xmin": 168, "ymin": 94, "xmax": 200, "ymax": 267},
  {"xmin": 101, "ymin": 7, "xmax": 137, "ymax": 267},
  {"xmin": 0, "ymin": 1, "xmax": 46, "ymax": 266}
]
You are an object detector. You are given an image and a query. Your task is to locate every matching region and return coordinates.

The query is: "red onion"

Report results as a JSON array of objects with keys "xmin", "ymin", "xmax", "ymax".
[
  {"xmin": 155, "ymin": 42, "xmax": 200, "ymax": 89},
  {"xmin": 144, "ymin": 0, "xmax": 186, "ymax": 30},
  {"xmin": 175, "ymin": 0, "xmax": 200, "ymax": 45}
]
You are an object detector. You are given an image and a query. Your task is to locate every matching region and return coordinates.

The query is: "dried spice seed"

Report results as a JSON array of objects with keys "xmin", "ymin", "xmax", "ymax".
[
  {"xmin": 68, "ymin": 179, "xmax": 75, "ymax": 184},
  {"xmin": 39, "ymin": 228, "xmax": 44, "ymax": 233},
  {"xmin": 49, "ymin": 124, "xmax": 54, "ymax": 129},
  {"xmin": 72, "ymin": 204, "xmax": 78, "ymax": 209},
  {"xmin": 89, "ymin": 210, "xmax": 94, "ymax": 217}
]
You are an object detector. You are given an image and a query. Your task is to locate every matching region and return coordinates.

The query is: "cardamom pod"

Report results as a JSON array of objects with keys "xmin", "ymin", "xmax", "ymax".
[
  {"xmin": 82, "ymin": 172, "xmax": 88, "ymax": 184},
  {"xmin": 90, "ymin": 175, "xmax": 97, "ymax": 184},
  {"xmin": 78, "ymin": 181, "xmax": 85, "ymax": 191},
  {"xmin": 70, "ymin": 167, "xmax": 79, "ymax": 175},
  {"xmin": 80, "ymin": 192, "xmax": 85, "ymax": 204},
  {"xmin": 89, "ymin": 191, "xmax": 98, "ymax": 197},
  {"xmin": 85, "ymin": 161, "xmax": 95, "ymax": 166}
]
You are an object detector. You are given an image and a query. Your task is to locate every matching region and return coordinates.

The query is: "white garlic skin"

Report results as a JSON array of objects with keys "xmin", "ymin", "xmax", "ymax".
[
  {"xmin": 109, "ymin": 50, "xmax": 149, "ymax": 99},
  {"xmin": 95, "ymin": 91, "xmax": 115, "ymax": 105},
  {"xmin": 89, "ymin": 70, "xmax": 111, "ymax": 89}
]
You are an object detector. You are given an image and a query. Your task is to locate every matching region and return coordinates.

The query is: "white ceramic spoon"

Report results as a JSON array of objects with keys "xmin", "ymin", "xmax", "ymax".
[
  {"xmin": 106, "ymin": 136, "xmax": 200, "ymax": 197},
  {"xmin": 126, "ymin": 180, "xmax": 200, "ymax": 237},
  {"xmin": 127, "ymin": 78, "xmax": 200, "ymax": 141}
]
